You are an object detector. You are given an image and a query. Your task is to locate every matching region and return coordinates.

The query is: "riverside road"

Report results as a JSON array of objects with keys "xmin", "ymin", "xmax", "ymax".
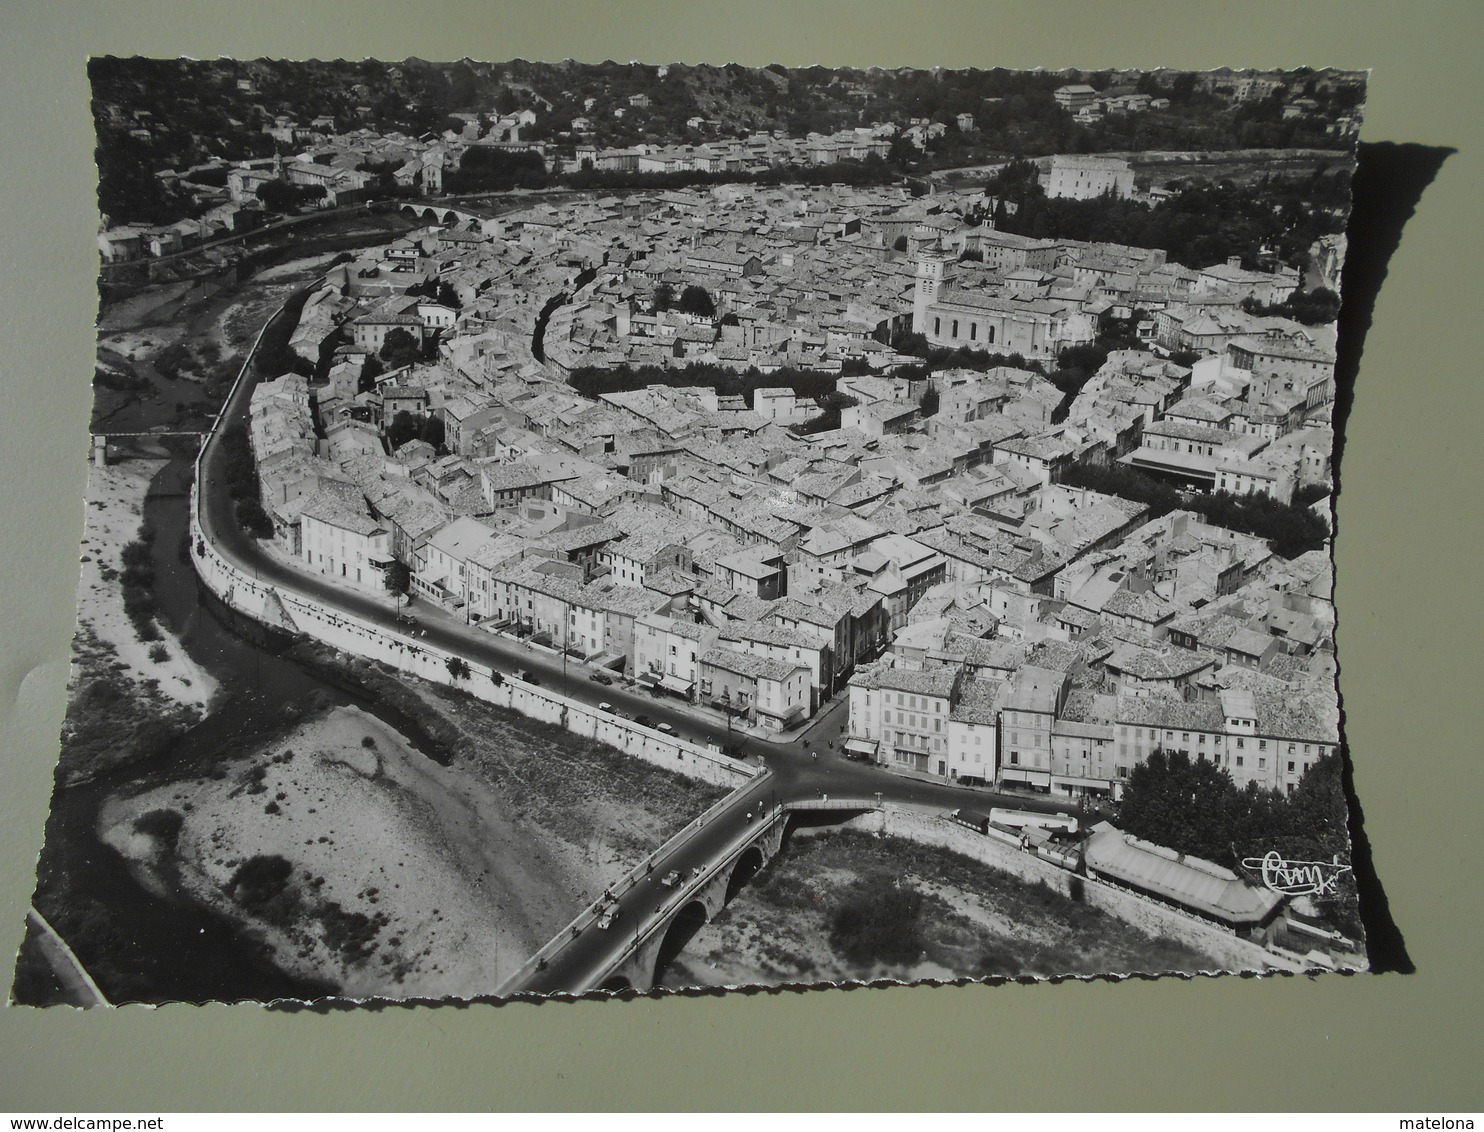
[{"xmin": 195, "ymin": 305, "xmax": 1071, "ymax": 847}]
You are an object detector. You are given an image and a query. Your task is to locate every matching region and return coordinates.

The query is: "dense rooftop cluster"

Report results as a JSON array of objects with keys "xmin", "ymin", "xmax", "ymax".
[{"xmin": 238, "ymin": 155, "xmax": 1345, "ymax": 800}]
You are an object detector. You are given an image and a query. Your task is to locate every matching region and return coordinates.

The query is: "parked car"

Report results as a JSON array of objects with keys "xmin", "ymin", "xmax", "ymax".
[
  {"xmin": 657, "ymin": 722, "xmax": 675, "ymax": 735},
  {"xmin": 589, "ymin": 671, "xmax": 614, "ymax": 685},
  {"xmin": 661, "ymin": 870, "xmax": 681, "ymax": 888},
  {"xmin": 633, "ymin": 714, "xmax": 655, "ymax": 729},
  {"xmin": 520, "ymin": 671, "xmax": 540, "ymax": 685},
  {"xmin": 599, "ymin": 702, "xmax": 614, "ymax": 714}
]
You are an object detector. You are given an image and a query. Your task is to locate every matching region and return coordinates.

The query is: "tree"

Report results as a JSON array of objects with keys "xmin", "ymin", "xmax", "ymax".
[
  {"xmin": 379, "ymin": 328, "xmax": 422, "ymax": 370},
  {"xmin": 677, "ymin": 284, "xmax": 715, "ymax": 318},
  {"xmin": 359, "ymin": 355, "xmax": 384, "ymax": 394},
  {"xmin": 386, "ymin": 410, "xmax": 420, "ymax": 450},
  {"xmin": 1186, "ymin": 489, "xmax": 1329, "ymax": 559},
  {"xmin": 235, "ymin": 498, "xmax": 274, "ymax": 539},
  {"xmin": 1118, "ymin": 749, "xmax": 1237, "ymax": 863},
  {"xmin": 445, "ymin": 656, "xmax": 471, "ymax": 680},
  {"xmin": 918, "ymin": 386, "xmax": 940, "ymax": 417},
  {"xmin": 1061, "ymin": 462, "xmax": 1182, "ymax": 519},
  {"xmin": 418, "ymin": 414, "xmax": 446, "ymax": 450},
  {"xmin": 1279, "ymin": 753, "xmax": 1362, "ymax": 937},
  {"xmin": 442, "ymin": 146, "xmax": 548, "ymax": 193},
  {"xmin": 1242, "ymin": 287, "xmax": 1341, "ymax": 326},
  {"xmin": 1294, "ymin": 482, "xmax": 1331, "ymax": 509},
  {"xmin": 384, "ymin": 560, "xmax": 411, "ymax": 596},
  {"xmin": 254, "ymin": 180, "xmax": 297, "ymax": 213},
  {"xmin": 652, "ymin": 282, "xmax": 675, "ymax": 312}
]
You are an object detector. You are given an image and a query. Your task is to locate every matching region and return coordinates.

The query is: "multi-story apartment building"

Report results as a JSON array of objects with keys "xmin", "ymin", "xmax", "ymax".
[{"xmin": 846, "ymin": 661, "xmax": 964, "ymax": 777}]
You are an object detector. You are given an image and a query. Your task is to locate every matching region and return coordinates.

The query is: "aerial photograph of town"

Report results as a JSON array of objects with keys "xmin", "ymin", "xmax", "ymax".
[{"xmin": 10, "ymin": 57, "xmax": 1371, "ymax": 1005}]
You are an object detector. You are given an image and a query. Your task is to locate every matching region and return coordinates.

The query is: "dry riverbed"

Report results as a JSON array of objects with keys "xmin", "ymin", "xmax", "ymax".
[
  {"xmin": 100, "ymin": 678, "xmax": 728, "ymax": 1001},
  {"xmin": 73, "ymin": 458, "xmax": 216, "ymax": 714},
  {"xmin": 661, "ymin": 828, "xmax": 1218, "ymax": 991},
  {"xmin": 53, "ymin": 456, "xmax": 217, "ymax": 787}
]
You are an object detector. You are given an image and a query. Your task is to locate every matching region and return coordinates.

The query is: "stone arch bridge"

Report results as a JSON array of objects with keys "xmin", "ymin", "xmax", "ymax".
[
  {"xmin": 500, "ymin": 796, "xmax": 880, "ymax": 997},
  {"xmin": 396, "ymin": 202, "xmax": 504, "ymax": 236}
]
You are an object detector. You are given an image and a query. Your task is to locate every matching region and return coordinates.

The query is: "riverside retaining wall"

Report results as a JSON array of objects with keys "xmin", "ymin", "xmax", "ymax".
[{"xmin": 189, "ymin": 505, "xmax": 758, "ymax": 790}]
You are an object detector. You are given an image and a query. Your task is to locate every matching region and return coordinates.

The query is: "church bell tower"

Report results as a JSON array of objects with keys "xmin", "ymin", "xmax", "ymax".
[{"xmin": 912, "ymin": 245, "xmax": 953, "ymax": 336}]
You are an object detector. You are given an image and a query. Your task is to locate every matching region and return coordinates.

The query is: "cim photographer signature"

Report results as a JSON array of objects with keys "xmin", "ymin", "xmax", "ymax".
[{"xmin": 1243, "ymin": 851, "xmax": 1352, "ymax": 897}]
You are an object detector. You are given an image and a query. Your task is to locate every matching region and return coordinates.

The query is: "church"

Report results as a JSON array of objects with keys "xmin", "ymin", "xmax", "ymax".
[{"xmin": 912, "ymin": 246, "xmax": 1097, "ymax": 360}]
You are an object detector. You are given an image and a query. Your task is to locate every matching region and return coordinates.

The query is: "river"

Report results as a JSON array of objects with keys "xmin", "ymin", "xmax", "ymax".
[
  {"xmin": 19, "ymin": 215, "xmax": 432, "ymax": 1003},
  {"xmin": 20, "ymin": 465, "xmax": 365, "ymax": 1004}
]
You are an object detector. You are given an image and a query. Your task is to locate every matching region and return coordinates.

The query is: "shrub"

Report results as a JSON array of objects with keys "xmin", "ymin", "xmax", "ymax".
[
  {"xmin": 120, "ymin": 541, "xmax": 153, "ymax": 568},
  {"xmin": 148, "ymin": 643, "xmax": 169, "ymax": 663},
  {"xmin": 829, "ymin": 883, "xmax": 925, "ymax": 966},
  {"xmin": 318, "ymin": 901, "xmax": 386, "ymax": 964},
  {"xmin": 133, "ymin": 808, "xmax": 184, "ymax": 849},
  {"xmin": 227, "ymin": 854, "xmax": 294, "ymax": 909}
]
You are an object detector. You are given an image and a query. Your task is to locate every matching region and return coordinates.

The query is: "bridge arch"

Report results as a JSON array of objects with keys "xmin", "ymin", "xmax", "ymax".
[
  {"xmin": 725, "ymin": 845, "xmax": 766, "ymax": 906},
  {"xmin": 598, "ymin": 974, "xmax": 633, "ymax": 994},
  {"xmin": 651, "ymin": 899, "xmax": 709, "ymax": 988}
]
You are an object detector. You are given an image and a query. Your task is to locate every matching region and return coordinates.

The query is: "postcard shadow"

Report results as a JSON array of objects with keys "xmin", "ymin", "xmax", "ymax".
[{"xmin": 1331, "ymin": 140, "xmax": 1453, "ymax": 975}]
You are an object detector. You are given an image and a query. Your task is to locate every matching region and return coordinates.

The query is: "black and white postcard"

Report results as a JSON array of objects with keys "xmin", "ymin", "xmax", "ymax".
[{"xmin": 12, "ymin": 59, "xmax": 1371, "ymax": 1005}]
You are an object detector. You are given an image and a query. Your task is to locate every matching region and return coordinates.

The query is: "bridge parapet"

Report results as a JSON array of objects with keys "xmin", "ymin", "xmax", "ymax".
[
  {"xmin": 784, "ymin": 797, "xmax": 881, "ymax": 814},
  {"xmin": 494, "ymin": 772, "xmax": 773, "ymax": 996},
  {"xmin": 503, "ymin": 794, "xmax": 887, "ymax": 996},
  {"xmin": 397, "ymin": 202, "xmax": 504, "ymax": 237},
  {"xmin": 593, "ymin": 804, "xmax": 790, "ymax": 992}
]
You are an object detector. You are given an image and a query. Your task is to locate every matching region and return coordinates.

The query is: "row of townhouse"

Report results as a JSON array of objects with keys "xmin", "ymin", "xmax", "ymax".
[
  {"xmin": 630, "ymin": 610, "xmax": 814, "ymax": 729},
  {"xmin": 847, "ymin": 657, "xmax": 1338, "ymax": 799},
  {"xmin": 397, "ymin": 508, "xmax": 810, "ymax": 732},
  {"xmin": 297, "ymin": 491, "xmax": 394, "ymax": 588}
]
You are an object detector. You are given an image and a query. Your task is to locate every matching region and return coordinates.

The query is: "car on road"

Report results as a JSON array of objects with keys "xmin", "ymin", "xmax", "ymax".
[
  {"xmin": 588, "ymin": 671, "xmax": 614, "ymax": 685},
  {"xmin": 520, "ymin": 671, "xmax": 541, "ymax": 685},
  {"xmin": 596, "ymin": 905, "xmax": 620, "ymax": 930},
  {"xmin": 599, "ymin": 702, "xmax": 614, "ymax": 713},
  {"xmin": 633, "ymin": 714, "xmax": 655, "ymax": 729},
  {"xmin": 657, "ymin": 722, "xmax": 675, "ymax": 735},
  {"xmin": 660, "ymin": 870, "xmax": 681, "ymax": 888}
]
